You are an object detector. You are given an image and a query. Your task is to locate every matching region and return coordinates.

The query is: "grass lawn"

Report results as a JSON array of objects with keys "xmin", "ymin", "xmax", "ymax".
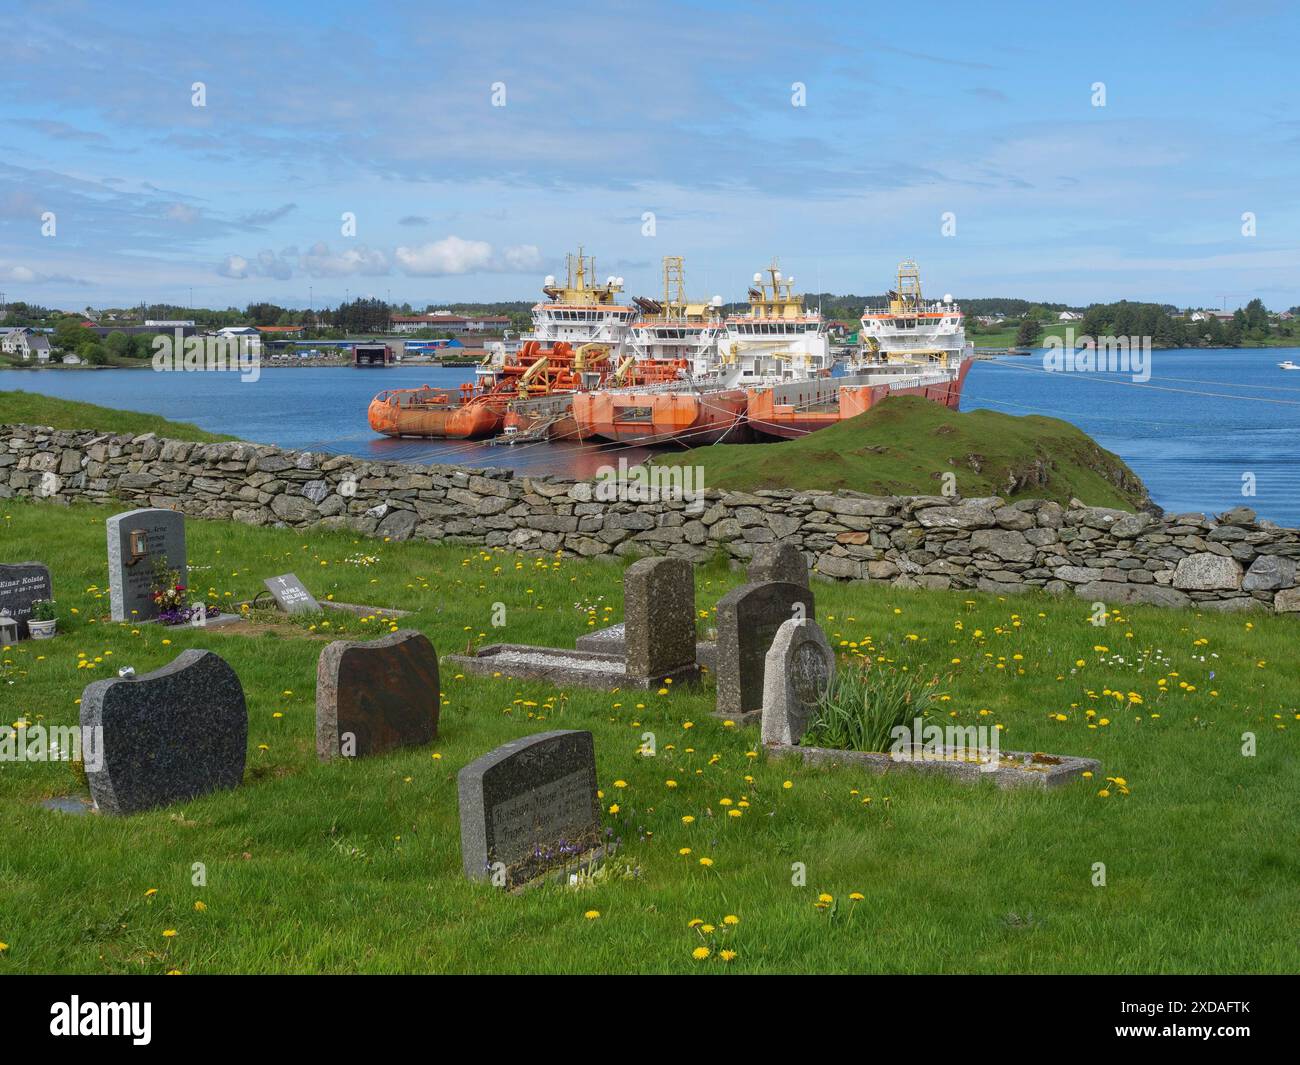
[
  {"xmin": 654, "ymin": 396, "xmax": 1147, "ymax": 509},
  {"xmin": 0, "ymin": 390, "xmax": 233, "ymax": 442},
  {"xmin": 1, "ymin": 498, "xmax": 1297, "ymax": 974}
]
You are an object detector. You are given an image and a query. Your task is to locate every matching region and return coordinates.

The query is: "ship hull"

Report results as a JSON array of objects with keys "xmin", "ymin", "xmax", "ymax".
[
  {"xmin": 368, "ymin": 395, "xmax": 504, "ymax": 439},
  {"xmin": 747, "ymin": 358, "xmax": 972, "ymax": 441},
  {"xmin": 572, "ymin": 389, "xmax": 750, "ymax": 446}
]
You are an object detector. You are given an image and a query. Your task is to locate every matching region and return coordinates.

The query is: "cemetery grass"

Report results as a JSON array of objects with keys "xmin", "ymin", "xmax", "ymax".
[
  {"xmin": 1, "ymin": 498, "xmax": 1297, "ymax": 974},
  {"xmin": 0, "ymin": 390, "xmax": 233, "ymax": 442}
]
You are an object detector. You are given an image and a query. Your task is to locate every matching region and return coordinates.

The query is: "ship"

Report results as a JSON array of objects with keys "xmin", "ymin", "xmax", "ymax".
[
  {"xmin": 573, "ymin": 258, "xmax": 972, "ymax": 446},
  {"xmin": 573, "ymin": 260, "xmax": 828, "ymax": 445},
  {"xmin": 369, "ymin": 248, "xmax": 644, "ymax": 440}
]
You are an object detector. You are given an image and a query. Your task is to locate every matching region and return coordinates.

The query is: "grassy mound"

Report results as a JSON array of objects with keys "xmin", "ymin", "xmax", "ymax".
[
  {"xmin": 0, "ymin": 390, "xmax": 232, "ymax": 442},
  {"xmin": 653, "ymin": 395, "xmax": 1149, "ymax": 509}
]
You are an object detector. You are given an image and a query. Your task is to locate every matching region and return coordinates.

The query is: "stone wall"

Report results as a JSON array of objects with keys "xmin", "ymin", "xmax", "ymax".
[{"xmin": 3, "ymin": 423, "xmax": 1299, "ymax": 614}]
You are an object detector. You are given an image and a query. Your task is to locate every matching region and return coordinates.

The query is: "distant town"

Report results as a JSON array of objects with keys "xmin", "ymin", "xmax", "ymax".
[{"xmin": 2, "ymin": 292, "xmax": 1297, "ymax": 369}]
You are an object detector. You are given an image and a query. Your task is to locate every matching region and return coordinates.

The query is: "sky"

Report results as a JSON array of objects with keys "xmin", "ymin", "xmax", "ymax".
[{"xmin": 1, "ymin": 0, "xmax": 1298, "ymax": 312}]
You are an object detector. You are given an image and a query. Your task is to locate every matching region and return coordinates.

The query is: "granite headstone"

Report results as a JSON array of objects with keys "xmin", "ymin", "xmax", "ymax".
[
  {"xmin": 761, "ymin": 617, "xmax": 836, "ymax": 745},
  {"xmin": 0, "ymin": 561, "xmax": 52, "ymax": 639},
  {"xmin": 748, "ymin": 542, "xmax": 809, "ymax": 587},
  {"xmin": 264, "ymin": 572, "xmax": 321, "ymax": 615},
  {"xmin": 80, "ymin": 648, "xmax": 247, "ymax": 814},
  {"xmin": 714, "ymin": 581, "xmax": 816, "ymax": 720},
  {"xmin": 458, "ymin": 729, "xmax": 602, "ymax": 888},
  {"xmin": 623, "ymin": 556, "xmax": 697, "ymax": 680},
  {"xmin": 316, "ymin": 629, "xmax": 439, "ymax": 761},
  {"xmin": 106, "ymin": 508, "xmax": 187, "ymax": 622}
]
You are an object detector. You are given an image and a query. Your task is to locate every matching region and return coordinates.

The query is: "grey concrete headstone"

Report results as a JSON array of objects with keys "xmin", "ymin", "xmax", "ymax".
[
  {"xmin": 106, "ymin": 508, "xmax": 187, "ymax": 622},
  {"xmin": 458, "ymin": 729, "xmax": 602, "ymax": 888},
  {"xmin": 714, "ymin": 581, "xmax": 816, "ymax": 719},
  {"xmin": 264, "ymin": 572, "xmax": 321, "ymax": 614},
  {"xmin": 761, "ymin": 618, "xmax": 836, "ymax": 746},
  {"xmin": 316, "ymin": 629, "xmax": 439, "ymax": 761},
  {"xmin": 748, "ymin": 542, "xmax": 809, "ymax": 587},
  {"xmin": 0, "ymin": 561, "xmax": 52, "ymax": 639},
  {"xmin": 623, "ymin": 556, "xmax": 696, "ymax": 679},
  {"xmin": 79, "ymin": 649, "xmax": 247, "ymax": 814}
]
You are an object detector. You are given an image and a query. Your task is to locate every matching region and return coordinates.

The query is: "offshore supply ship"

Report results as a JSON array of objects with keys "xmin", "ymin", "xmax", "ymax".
[
  {"xmin": 746, "ymin": 259, "xmax": 972, "ymax": 439},
  {"xmin": 368, "ymin": 248, "xmax": 672, "ymax": 440},
  {"xmin": 571, "ymin": 260, "xmax": 829, "ymax": 445}
]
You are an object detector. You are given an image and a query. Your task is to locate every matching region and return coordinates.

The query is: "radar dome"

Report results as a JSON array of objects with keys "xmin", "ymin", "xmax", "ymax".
[{"xmin": 544, "ymin": 275, "xmax": 556, "ymax": 286}]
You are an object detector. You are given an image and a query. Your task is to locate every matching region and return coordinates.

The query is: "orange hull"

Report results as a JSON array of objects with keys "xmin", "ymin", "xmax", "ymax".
[
  {"xmin": 572, "ymin": 389, "xmax": 750, "ymax": 446},
  {"xmin": 749, "ymin": 359, "xmax": 972, "ymax": 440},
  {"xmin": 368, "ymin": 393, "xmax": 505, "ymax": 439}
]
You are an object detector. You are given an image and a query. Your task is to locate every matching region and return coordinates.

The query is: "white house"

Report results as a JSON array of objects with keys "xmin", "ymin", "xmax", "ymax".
[
  {"xmin": 1058, "ymin": 311, "xmax": 1083, "ymax": 321},
  {"xmin": 1, "ymin": 327, "xmax": 33, "ymax": 355}
]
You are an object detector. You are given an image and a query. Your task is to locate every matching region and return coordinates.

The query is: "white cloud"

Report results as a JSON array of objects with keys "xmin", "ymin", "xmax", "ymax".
[
  {"xmin": 299, "ymin": 241, "xmax": 389, "ymax": 278},
  {"xmin": 164, "ymin": 202, "xmax": 200, "ymax": 223},
  {"xmin": 395, "ymin": 236, "xmax": 543, "ymax": 276},
  {"xmin": 217, "ymin": 254, "xmax": 249, "ymax": 279}
]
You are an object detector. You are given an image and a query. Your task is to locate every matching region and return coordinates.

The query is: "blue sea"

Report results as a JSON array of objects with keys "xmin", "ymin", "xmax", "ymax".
[{"xmin": 3, "ymin": 347, "xmax": 1299, "ymax": 524}]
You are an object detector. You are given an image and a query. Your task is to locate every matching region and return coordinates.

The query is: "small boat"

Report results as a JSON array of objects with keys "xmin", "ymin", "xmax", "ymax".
[{"xmin": 1278, "ymin": 360, "xmax": 1300, "ymax": 371}]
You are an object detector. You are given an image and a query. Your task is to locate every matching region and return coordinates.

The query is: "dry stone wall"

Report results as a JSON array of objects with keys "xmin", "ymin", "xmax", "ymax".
[{"xmin": 4, "ymin": 423, "xmax": 1299, "ymax": 614}]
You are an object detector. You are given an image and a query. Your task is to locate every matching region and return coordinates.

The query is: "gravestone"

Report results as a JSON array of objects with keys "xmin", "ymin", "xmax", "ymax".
[
  {"xmin": 106, "ymin": 508, "xmax": 187, "ymax": 622},
  {"xmin": 748, "ymin": 542, "xmax": 809, "ymax": 587},
  {"xmin": 458, "ymin": 730, "xmax": 602, "ymax": 889},
  {"xmin": 761, "ymin": 617, "xmax": 836, "ymax": 746},
  {"xmin": 714, "ymin": 581, "xmax": 816, "ymax": 720},
  {"xmin": 264, "ymin": 572, "xmax": 321, "ymax": 614},
  {"xmin": 0, "ymin": 561, "xmax": 52, "ymax": 639},
  {"xmin": 623, "ymin": 556, "xmax": 697, "ymax": 681},
  {"xmin": 316, "ymin": 629, "xmax": 439, "ymax": 761},
  {"xmin": 80, "ymin": 649, "xmax": 247, "ymax": 814}
]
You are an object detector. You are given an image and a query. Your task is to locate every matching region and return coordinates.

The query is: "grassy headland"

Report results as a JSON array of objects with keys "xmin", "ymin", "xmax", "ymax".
[
  {"xmin": 654, "ymin": 396, "xmax": 1149, "ymax": 509},
  {"xmin": 0, "ymin": 390, "xmax": 233, "ymax": 442}
]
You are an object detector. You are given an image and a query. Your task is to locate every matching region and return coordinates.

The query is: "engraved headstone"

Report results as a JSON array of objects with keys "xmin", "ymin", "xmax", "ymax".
[
  {"xmin": 458, "ymin": 730, "xmax": 602, "ymax": 889},
  {"xmin": 761, "ymin": 617, "xmax": 836, "ymax": 746},
  {"xmin": 316, "ymin": 629, "xmax": 439, "ymax": 761},
  {"xmin": 106, "ymin": 508, "xmax": 187, "ymax": 622},
  {"xmin": 80, "ymin": 649, "xmax": 247, "ymax": 814},
  {"xmin": 748, "ymin": 542, "xmax": 809, "ymax": 587},
  {"xmin": 0, "ymin": 561, "xmax": 52, "ymax": 639},
  {"xmin": 623, "ymin": 556, "xmax": 697, "ymax": 680},
  {"xmin": 714, "ymin": 581, "xmax": 816, "ymax": 720},
  {"xmin": 264, "ymin": 572, "xmax": 321, "ymax": 615}
]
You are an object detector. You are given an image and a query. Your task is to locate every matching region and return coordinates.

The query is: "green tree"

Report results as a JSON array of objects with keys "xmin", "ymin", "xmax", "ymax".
[{"xmin": 1015, "ymin": 317, "xmax": 1042, "ymax": 346}]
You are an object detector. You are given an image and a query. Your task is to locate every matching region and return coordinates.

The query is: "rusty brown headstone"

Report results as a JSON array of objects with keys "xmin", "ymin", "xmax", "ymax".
[{"xmin": 316, "ymin": 629, "xmax": 439, "ymax": 761}]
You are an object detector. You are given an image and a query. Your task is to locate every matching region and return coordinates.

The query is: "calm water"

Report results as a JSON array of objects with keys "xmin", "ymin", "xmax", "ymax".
[{"xmin": 4, "ymin": 347, "xmax": 1299, "ymax": 523}]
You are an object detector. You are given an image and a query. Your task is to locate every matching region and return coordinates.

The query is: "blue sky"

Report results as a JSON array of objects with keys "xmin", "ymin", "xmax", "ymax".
[{"xmin": 1, "ymin": 0, "xmax": 1297, "ymax": 311}]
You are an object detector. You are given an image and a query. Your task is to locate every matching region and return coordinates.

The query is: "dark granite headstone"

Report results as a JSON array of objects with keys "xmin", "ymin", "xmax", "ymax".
[
  {"xmin": 315, "ymin": 629, "xmax": 439, "ymax": 761},
  {"xmin": 106, "ymin": 508, "xmax": 187, "ymax": 622},
  {"xmin": 458, "ymin": 730, "xmax": 602, "ymax": 888},
  {"xmin": 0, "ymin": 561, "xmax": 52, "ymax": 639},
  {"xmin": 264, "ymin": 572, "xmax": 321, "ymax": 615},
  {"xmin": 761, "ymin": 617, "xmax": 836, "ymax": 745},
  {"xmin": 748, "ymin": 542, "xmax": 809, "ymax": 587},
  {"xmin": 714, "ymin": 581, "xmax": 816, "ymax": 720},
  {"xmin": 80, "ymin": 649, "xmax": 247, "ymax": 814},
  {"xmin": 623, "ymin": 556, "xmax": 696, "ymax": 679}
]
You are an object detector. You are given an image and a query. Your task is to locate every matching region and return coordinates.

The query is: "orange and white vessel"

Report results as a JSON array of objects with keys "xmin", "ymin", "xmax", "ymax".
[
  {"xmin": 573, "ymin": 260, "xmax": 829, "ymax": 445},
  {"xmin": 747, "ymin": 259, "xmax": 972, "ymax": 439}
]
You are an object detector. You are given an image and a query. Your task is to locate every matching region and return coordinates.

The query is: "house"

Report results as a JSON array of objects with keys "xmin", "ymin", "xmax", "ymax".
[
  {"xmin": 1, "ymin": 327, "xmax": 33, "ymax": 355},
  {"xmin": 389, "ymin": 312, "xmax": 511, "ymax": 334},
  {"xmin": 61, "ymin": 353, "xmax": 83, "ymax": 365},
  {"xmin": 1190, "ymin": 310, "xmax": 1237, "ymax": 323},
  {"xmin": 1058, "ymin": 310, "xmax": 1083, "ymax": 321},
  {"xmin": 29, "ymin": 336, "xmax": 52, "ymax": 362}
]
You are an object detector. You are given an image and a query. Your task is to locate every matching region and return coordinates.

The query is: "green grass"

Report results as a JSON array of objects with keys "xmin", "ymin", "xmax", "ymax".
[
  {"xmin": 0, "ymin": 390, "xmax": 233, "ymax": 441},
  {"xmin": 654, "ymin": 395, "xmax": 1148, "ymax": 509},
  {"xmin": 1, "ymin": 497, "xmax": 1297, "ymax": 973}
]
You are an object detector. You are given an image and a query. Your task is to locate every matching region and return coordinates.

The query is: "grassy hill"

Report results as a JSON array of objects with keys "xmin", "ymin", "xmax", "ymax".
[
  {"xmin": 0, "ymin": 390, "xmax": 233, "ymax": 442},
  {"xmin": 653, "ymin": 395, "xmax": 1149, "ymax": 510}
]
